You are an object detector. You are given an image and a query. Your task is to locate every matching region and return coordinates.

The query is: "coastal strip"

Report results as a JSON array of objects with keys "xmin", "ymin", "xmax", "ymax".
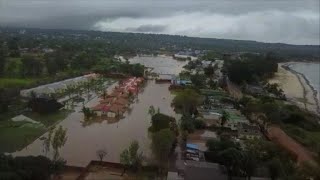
[{"xmin": 282, "ymin": 63, "xmax": 320, "ymax": 114}]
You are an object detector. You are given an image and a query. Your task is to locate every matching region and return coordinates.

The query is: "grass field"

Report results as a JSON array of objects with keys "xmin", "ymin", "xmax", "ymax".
[
  {"xmin": 0, "ymin": 110, "xmax": 72, "ymax": 153},
  {"xmin": 0, "ymin": 78, "xmax": 36, "ymax": 88},
  {"xmin": 0, "ymin": 121, "xmax": 46, "ymax": 153},
  {"xmin": 23, "ymin": 110, "xmax": 72, "ymax": 127}
]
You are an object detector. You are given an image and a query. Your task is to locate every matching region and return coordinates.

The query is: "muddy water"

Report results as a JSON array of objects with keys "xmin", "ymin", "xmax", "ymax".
[
  {"xmin": 129, "ymin": 55, "xmax": 187, "ymax": 74},
  {"xmin": 13, "ymin": 56, "xmax": 186, "ymax": 167}
]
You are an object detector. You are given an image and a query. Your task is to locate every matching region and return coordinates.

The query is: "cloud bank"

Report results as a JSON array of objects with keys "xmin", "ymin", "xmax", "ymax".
[
  {"xmin": 0, "ymin": 0, "xmax": 319, "ymax": 45},
  {"xmin": 94, "ymin": 10, "xmax": 319, "ymax": 45}
]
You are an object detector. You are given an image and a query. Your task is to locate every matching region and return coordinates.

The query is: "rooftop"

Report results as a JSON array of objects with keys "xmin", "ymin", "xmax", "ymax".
[
  {"xmin": 184, "ymin": 161, "xmax": 227, "ymax": 180},
  {"xmin": 186, "ymin": 143, "xmax": 199, "ymax": 150}
]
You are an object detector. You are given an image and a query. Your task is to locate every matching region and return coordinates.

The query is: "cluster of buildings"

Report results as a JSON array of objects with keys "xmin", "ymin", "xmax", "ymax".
[
  {"xmin": 197, "ymin": 91, "xmax": 261, "ymax": 140},
  {"xmin": 169, "ymin": 88, "xmax": 264, "ymax": 180},
  {"xmin": 174, "ymin": 49, "xmax": 204, "ymax": 58},
  {"xmin": 91, "ymin": 77, "xmax": 144, "ymax": 119}
]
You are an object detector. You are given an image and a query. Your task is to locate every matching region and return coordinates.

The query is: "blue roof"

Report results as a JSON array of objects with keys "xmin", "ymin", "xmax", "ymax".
[{"xmin": 186, "ymin": 143, "xmax": 199, "ymax": 150}]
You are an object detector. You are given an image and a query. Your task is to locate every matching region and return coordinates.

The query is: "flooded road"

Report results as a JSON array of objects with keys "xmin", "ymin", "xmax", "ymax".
[{"xmin": 13, "ymin": 56, "xmax": 187, "ymax": 167}]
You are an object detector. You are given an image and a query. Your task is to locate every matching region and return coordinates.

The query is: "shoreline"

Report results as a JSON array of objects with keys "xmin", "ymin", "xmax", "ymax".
[{"xmin": 282, "ymin": 63, "xmax": 320, "ymax": 114}]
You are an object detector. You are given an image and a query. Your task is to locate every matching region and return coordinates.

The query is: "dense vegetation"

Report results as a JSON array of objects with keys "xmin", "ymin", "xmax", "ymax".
[
  {"xmin": 1, "ymin": 27, "xmax": 319, "ymax": 60},
  {"xmin": 0, "ymin": 155, "xmax": 63, "ymax": 180},
  {"xmin": 240, "ymin": 96, "xmax": 320, "ymax": 153},
  {"xmin": 0, "ymin": 36, "xmax": 144, "ymax": 121},
  {"xmin": 223, "ymin": 53, "xmax": 279, "ymax": 84}
]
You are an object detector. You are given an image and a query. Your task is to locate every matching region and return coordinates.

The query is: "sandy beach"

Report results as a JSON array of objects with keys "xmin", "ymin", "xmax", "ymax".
[{"xmin": 269, "ymin": 63, "xmax": 319, "ymax": 114}]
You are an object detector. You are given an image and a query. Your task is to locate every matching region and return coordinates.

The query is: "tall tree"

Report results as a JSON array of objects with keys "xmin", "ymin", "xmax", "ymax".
[
  {"xmin": 241, "ymin": 151, "xmax": 257, "ymax": 180},
  {"xmin": 172, "ymin": 89, "xmax": 202, "ymax": 115},
  {"xmin": 190, "ymin": 73, "xmax": 206, "ymax": 87},
  {"xmin": 21, "ymin": 55, "xmax": 44, "ymax": 77},
  {"xmin": 151, "ymin": 129, "xmax": 175, "ymax": 176},
  {"xmin": 0, "ymin": 45, "xmax": 6, "ymax": 77},
  {"xmin": 44, "ymin": 55, "xmax": 59, "ymax": 75},
  {"xmin": 218, "ymin": 148, "xmax": 242, "ymax": 180},
  {"xmin": 267, "ymin": 158, "xmax": 283, "ymax": 180},
  {"xmin": 120, "ymin": 140, "xmax": 143, "ymax": 176}
]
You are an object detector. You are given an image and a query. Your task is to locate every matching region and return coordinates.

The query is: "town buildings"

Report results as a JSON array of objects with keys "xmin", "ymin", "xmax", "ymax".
[{"xmin": 91, "ymin": 77, "xmax": 144, "ymax": 119}]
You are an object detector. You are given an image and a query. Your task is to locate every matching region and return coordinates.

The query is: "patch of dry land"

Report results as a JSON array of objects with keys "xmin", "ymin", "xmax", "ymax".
[{"xmin": 269, "ymin": 63, "xmax": 319, "ymax": 114}]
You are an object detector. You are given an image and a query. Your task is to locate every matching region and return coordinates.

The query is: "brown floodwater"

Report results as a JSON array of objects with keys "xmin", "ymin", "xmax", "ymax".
[{"xmin": 13, "ymin": 56, "xmax": 186, "ymax": 167}]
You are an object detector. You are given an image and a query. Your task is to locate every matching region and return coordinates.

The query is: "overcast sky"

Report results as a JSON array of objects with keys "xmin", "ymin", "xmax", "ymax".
[{"xmin": 0, "ymin": 0, "xmax": 319, "ymax": 45}]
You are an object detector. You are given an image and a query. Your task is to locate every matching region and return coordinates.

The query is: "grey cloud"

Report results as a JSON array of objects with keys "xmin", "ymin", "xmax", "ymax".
[
  {"xmin": 126, "ymin": 25, "xmax": 167, "ymax": 33},
  {"xmin": 0, "ymin": 0, "xmax": 319, "ymax": 44}
]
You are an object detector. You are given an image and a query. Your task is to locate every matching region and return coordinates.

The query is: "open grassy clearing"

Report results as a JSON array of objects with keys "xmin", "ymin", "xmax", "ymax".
[
  {"xmin": 0, "ymin": 78, "xmax": 37, "ymax": 88},
  {"xmin": 0, "ymin": 110, "xmax": 72, "ymax": 153},
  {"xmin": 23, "ymin": 109, "xmax": 73, "ymax": 127},
  {"xmin": 0, "ymin": 121, "xmax": 46, "ymax": 153}
]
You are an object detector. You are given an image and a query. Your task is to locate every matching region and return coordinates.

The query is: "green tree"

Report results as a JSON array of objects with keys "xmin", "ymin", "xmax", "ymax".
[
  {"xmin": 21, "ymin": 55, "xmax": 44, "ymax": 77},
  {"xmin": 149, "ymin": 113, "xmax": 176, "ymax": 133},
  {"xmin": 190, "ymin": 73, "xmax": 206, "ymax": 87},
  {"xmin": 44, "ymin": 55, "xmax": 59, "ymax": 75},
  {"xmin": 120, "ymin": 140, "xmax": 143, "ymax": 176},
  {"xmin": 241, "ymin": 151, "xmax": 257, "ymax": 180},
  {"xmin": 5, "ymin": 58, "xmax": 21, "ymax": 77},
  {"xmin": 204, "ymin": 64, "xmax": 215, "ymax": 77},
  {"xmin": 267, "ymin": 158, "xmax": 283, "ymax": 180},
  {"xmin": 295, "ymin": 161, "xmax": 320, "ymax": 180},
  {"xmin": 0, "ymin": 154, "xmax": 57, "ymax": 180},
  {"xmin": 151, "ymin": 129, "xmax": 175, "ymax": 176},
  {"xmin": 220, "ymin": 110, "xmax": 230, "ymax": 126},
  {"xmin": 51, "ymin": 126, "xmax": 68, "ymax": 161},
  {"xmin": 172, "ymin": 89, "xmax": 202, "ymax": 115},
  {"xmin": 0, "ymin": 45, "xmax": 6, "ymax": 77},
  {"xmin": 218, "ymin": 148, "xmax": 242, "ymax": 180},
  {"xmin": 206, "ymin": 138, "xmax": 240, "ymax": 153},
  {"xmin": 180, "ymin": 115, "xmax": 195, "ymax": 133},
  {"xmin": 7, "ymin": 37, "xmax": 20, "ymax": 57},
  {"xmin": 0, "ymin": 89, "xmax": 9, "ymax": 113}
]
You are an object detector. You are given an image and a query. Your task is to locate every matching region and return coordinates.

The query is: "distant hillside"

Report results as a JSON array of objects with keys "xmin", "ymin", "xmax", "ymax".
[{"xmin": 1, "ymin": 27, "xmax": 319, "ymax": 60}]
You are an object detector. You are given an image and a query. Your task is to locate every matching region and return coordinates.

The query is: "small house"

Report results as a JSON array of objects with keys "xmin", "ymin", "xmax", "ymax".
[
  {"xmin": 91, "ymin": 104, "xmax": 110, "ymax": 116},
  {"xmin": 107, "ymin": 105, "xmax": 125, "ymax": 118}
]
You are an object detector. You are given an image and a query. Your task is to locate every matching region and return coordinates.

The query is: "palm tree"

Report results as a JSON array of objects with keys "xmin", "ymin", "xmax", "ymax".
[{"xmin": 220, "ymin": 110, "xmax": 230, "ymax": 127}]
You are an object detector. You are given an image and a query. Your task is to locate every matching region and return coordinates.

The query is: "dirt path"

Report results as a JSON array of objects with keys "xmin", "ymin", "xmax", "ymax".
[
  {"xmin": 267, "ymin": 126, "xmax": 315, "ymax": 165},
  {"xmin": 226, "ymin": 77, "xmax": 243, "ymax": 100}
]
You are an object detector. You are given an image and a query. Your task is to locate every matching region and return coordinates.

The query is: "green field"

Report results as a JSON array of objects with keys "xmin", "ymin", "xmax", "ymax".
[
  {"xmin": 23, "ymin": 110, "xmax": 72, "ymax": 127},
  {"xmin": 0, "ymin": 78, "xmax": 36, "ymax": 88},
  {"xmin": 0, "ymin": 121, "xmax": 46, "ymax": 153},
  {"xmin": 0, "ymin": 110, "xmax": 72, "ymax": 153}
]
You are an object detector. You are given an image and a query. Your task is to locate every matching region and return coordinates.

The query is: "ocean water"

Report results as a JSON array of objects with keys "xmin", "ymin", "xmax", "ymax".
[{"xmin": 289, "ymin": 62, "xmax": 320, "ymax": 99}]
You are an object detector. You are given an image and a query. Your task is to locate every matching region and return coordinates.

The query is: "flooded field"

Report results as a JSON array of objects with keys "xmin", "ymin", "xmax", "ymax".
[{"xmin": 13, "ymin": 56, "xmax": 186, "ymax": 167}]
